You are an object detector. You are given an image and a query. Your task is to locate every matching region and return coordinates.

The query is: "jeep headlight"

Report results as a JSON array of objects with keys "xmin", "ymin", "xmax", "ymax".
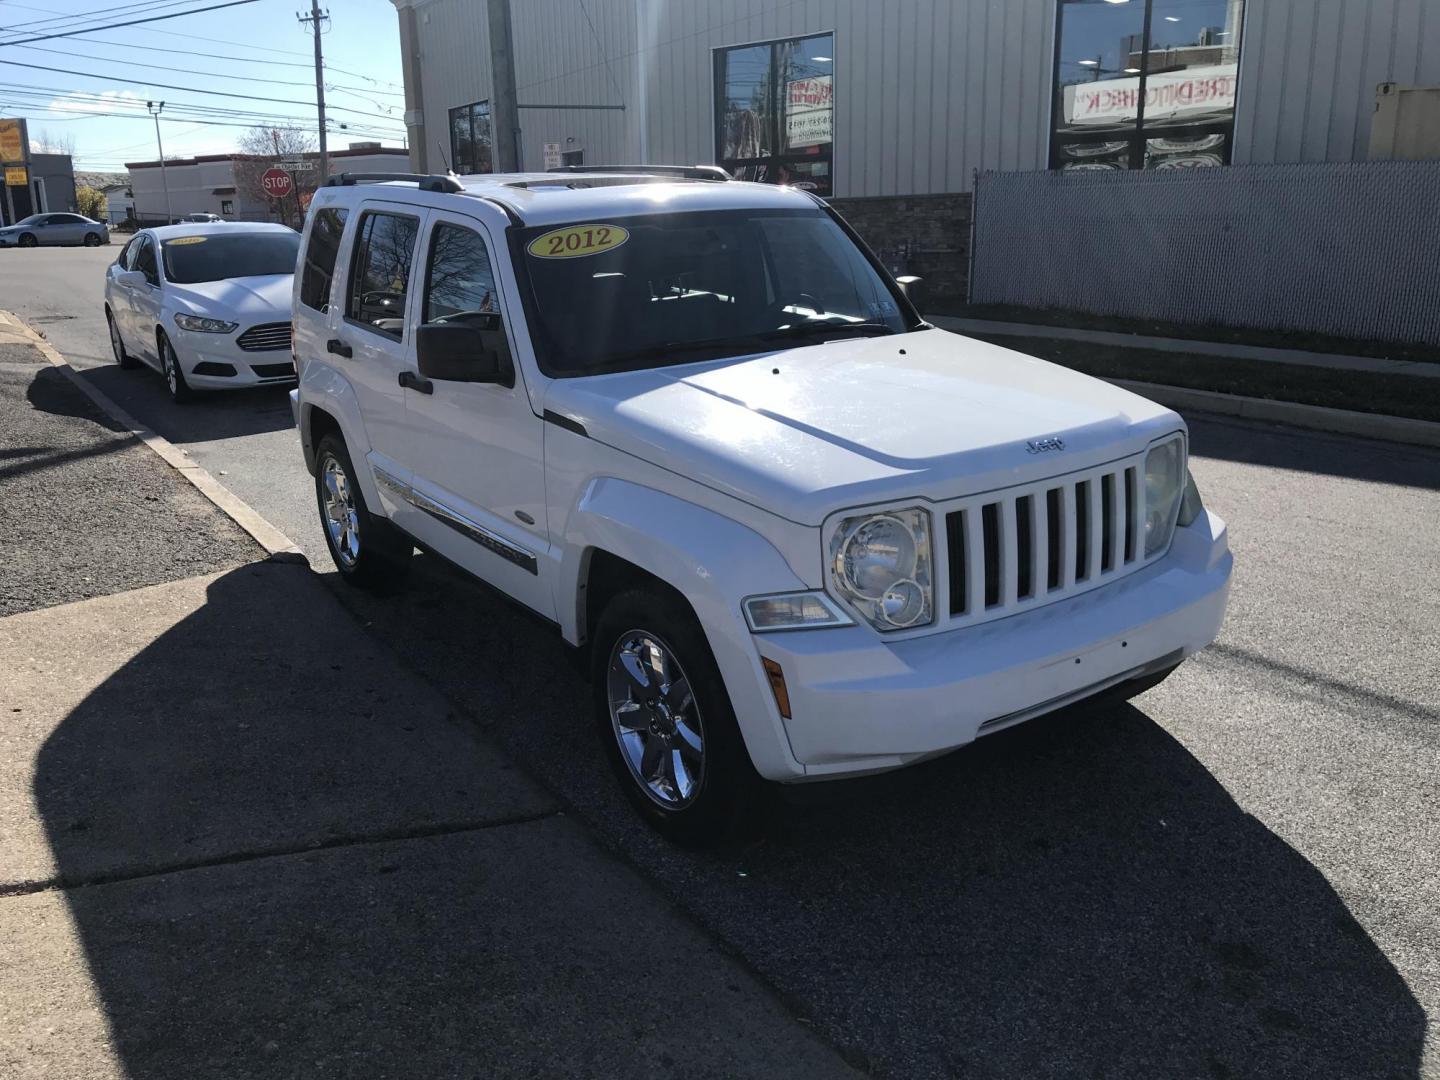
[
  {"xmin": 828, "ymin": 507, "xmax": 934, "ymax": 631},
  {"xmin": 1144, "ymin": 435, "xmax": 1186, "ymax": 557}
]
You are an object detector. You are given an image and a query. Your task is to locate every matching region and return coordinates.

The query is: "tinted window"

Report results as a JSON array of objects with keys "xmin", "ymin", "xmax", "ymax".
[
  {"xmin": 346, "ymin": 212, "xmax": 420, "ymax": 337},
  {"xmin": 516, "ymin": 208, "xmax": 914, "ymax": 377},
  {"xmin": 422, "ymin": 223, "xmax": 498, "ymax": 325},
  {"xmin": 161, "ymin": 232, "xmax": 301, "ymax": 285},
  {"xmin": 133, "ymin": 236, "xmax": 159, "ymax": 285},
  {"xmin": 299, "ymin": 207, "xmax": 348, "ymax": 312},
  {"xmin": 117, "ymin": 237, "xmax": 138, "ymax": 269}
]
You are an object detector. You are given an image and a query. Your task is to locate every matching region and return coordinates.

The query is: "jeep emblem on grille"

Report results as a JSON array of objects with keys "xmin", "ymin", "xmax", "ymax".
[{"xmin": 1026, "ymin": 437, "xmax": 1065, "ymax": 454}]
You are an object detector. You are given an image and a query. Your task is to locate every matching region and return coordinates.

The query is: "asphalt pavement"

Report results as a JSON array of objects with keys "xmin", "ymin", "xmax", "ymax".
[{"xmin": 1, "ymin": 246, "xmax": 1437, "ymax": 1078}]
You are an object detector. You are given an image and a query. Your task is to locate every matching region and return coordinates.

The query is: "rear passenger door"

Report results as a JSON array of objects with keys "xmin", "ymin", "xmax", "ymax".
[
  {"xmin": 400, "ymin": 210, "xmax": 552, "ymax": 618},
  {"xmin": 333, "ymin": 202, "xmax": 430, "ymax": 509}
]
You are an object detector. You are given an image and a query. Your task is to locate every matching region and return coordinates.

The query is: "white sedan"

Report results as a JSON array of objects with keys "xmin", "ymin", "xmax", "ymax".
[{"xmin": 103, "ymin": 222, "xmax": 300, "ymax": 403}]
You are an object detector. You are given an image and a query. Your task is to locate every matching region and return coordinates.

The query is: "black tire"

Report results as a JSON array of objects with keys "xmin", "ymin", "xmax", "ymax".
[
  {"xmin": 592, "ymin": 586, "xmax": 761, "ymax": 846},
  {"xmin": 106, "ymin": 309, "xmax": 140, "ymax": 369},
  {"xmin": 83, "ymin": 232, "xmax": 102, "ymax": 247},
  {"xmin": 158, "ymin": 333, "xmax": 195, "ymax": 403},
  {"xmin": 17, "ymin": 233, "xmax": 36, "ymax": 248},
  {"xmin": 313, "ymin": 432, "xmax": 412, "ymax": 588}
]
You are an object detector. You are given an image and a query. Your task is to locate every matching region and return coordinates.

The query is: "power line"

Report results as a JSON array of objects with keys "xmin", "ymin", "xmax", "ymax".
[
  {"xmin": 0, "ymin": 0, "xmax": 261, "ymax": 47},
  {"xmin": 9, "ymin": 42, "xmax": 321, "ymax": 88},
  {"xmin": 0, "ymin": 56, "xmax": 402, "ymax": 122},
  {"xmin": 0, "ymin": 0, "xmax": 203, "ymax": 36}
]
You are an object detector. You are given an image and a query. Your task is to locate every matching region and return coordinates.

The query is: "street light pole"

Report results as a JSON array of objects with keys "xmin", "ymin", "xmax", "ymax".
[{"xmin": 147, "ymin": 100, "xmax": 173, "ymax": 223}]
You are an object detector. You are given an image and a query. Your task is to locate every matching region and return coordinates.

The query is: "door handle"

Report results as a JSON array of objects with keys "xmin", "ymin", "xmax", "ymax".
[
  {"xmin": 326, "ymin": 338, "xmax": 352, "ymax": 358},
  {"xmin": 398, "ymin": 370, "xmax": 433, "ymax": 395}
]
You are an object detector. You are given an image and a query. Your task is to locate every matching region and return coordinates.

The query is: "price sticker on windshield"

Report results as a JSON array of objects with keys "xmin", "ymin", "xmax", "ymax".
[
  {"xmin": 527, "ymin": 224, "xmax": 629, "ymax": 260},
  {"xmin": 166, "ymin": 236, "xmax": 208, "ymax": 246}
]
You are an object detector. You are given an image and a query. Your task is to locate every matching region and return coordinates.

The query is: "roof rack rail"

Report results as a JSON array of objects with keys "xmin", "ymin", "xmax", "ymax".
[
  {"xmin": 324, "ymin": 172, "xmax": 464, "ymax": 193},
  {"xmin": 545, "ymin": 164, "xmax": 731, "ymax": 182}
]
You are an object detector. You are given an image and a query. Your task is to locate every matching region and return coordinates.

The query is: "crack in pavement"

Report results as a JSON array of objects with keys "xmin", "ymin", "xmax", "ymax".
[{"xmin": 0, "ymin": 808, "xmax": 562, "ymax": 899}]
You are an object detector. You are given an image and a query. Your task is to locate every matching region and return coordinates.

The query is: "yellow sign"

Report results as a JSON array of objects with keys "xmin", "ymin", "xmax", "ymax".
[
  {"xmin": 527, "ymin": 223, "xmax": 629, "ymax": 259},
  {"xmin": 165, "ymin": 236, "xmax": 208, "ymax": 245},
  {"xmin": 0, "ymin": 119, "xmax": 22, "ymax": 163},
  {"xmin": 4, "ymin": 167, "xmax": 27, "ymax": 187}
]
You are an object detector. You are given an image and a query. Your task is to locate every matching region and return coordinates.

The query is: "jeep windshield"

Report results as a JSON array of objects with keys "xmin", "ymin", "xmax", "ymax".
[{"xmin": 515, "ymin": 208, "xmax": 921, "ymax": 376}]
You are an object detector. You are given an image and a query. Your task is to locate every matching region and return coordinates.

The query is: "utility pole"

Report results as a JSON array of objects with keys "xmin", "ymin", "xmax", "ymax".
[
  {"xmin": 487, "ymin": 0, "xmax": 521, "ymax": 171},
  {"xmin": 146, "ymin": 101, "xmax": 173, "ymax": 223},
  {"xmin": 298, "ymin": 2, "xmax": 330, "ymax": 181}
]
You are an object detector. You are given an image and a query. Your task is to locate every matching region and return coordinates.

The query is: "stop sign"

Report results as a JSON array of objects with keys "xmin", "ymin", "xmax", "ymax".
[{"xmin": 261, "ymin": 167, "xmax": 293, "ymax": 199}]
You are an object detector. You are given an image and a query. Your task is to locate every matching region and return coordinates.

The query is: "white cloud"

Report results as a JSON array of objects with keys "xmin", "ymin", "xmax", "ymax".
[{"xmin": 48, "ymin": 89, "xmax": 147, "ymax": 114}]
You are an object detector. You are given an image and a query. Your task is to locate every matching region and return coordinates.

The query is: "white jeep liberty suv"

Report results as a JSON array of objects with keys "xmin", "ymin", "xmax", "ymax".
[{"xmin": 290, "ymin": 166, "xmax": 1232, "ymax": 844}]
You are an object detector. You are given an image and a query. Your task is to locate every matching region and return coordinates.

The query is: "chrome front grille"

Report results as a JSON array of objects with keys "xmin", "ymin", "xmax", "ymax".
[
  {"xmin": 942, "ymin": 457, "xmax": 1145, "ymax": 627},
  {"xmin": 236, "ymin": 322, "xmax": 292, "ymax": 351}
]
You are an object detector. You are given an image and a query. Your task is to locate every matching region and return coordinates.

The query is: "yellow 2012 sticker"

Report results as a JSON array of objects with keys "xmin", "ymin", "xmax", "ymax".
[
  {"xmin": 527, "ymin": 223, "xmax": 629, "ymax": 259},
  {"xmin": 166, "ymin": 236, "xmax": 208, "ymax": 245}
]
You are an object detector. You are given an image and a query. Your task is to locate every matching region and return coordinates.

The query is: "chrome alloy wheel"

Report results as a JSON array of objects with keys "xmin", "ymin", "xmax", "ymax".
[
  {"xmin": 321, "ymin": 455, "xmax": 361, "ymax": 567},
  {"xmin": 607, "ymin": 630, "xmax": 705, "ymax": 808},
  {"xmin": 162, "ymin": 345, "xmax": 179, "ymax": 396}
]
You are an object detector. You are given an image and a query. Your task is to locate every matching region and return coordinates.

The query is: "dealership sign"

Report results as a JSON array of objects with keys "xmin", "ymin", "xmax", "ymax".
[
  {"xmin": 1065, "ymin": 64, "xmax": 1238, "ymax": 125},
  {"xmin": 0, "ymin": 118, "xmax": 25, "ymax": 163},
  {"xmin": 786, "ymin": 75, "xmax": 832, "ymax": 148}
]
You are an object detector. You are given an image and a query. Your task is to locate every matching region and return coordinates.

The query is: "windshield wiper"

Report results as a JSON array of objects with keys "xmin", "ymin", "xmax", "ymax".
[{"xmin": 758, "ymin": 321, "xmax": 897, "ymax": 342}]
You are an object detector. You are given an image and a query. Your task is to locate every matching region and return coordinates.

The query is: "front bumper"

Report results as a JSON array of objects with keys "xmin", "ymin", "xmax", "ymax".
[
  {"xmin": 750, "ymin": 510, "xmax": 1232, "ymax": 780},
  {"xmin": 172, "ymin": 331, "xmax": 296, "ymax": 390}
]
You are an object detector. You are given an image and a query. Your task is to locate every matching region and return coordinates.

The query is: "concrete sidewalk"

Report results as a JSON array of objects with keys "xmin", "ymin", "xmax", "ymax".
[{"xmin": 0, "ymin": 342, "xmax": 856, "ymax": 1077}]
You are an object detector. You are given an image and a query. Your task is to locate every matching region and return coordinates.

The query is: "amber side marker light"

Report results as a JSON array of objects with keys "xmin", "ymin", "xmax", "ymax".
[{"xmin": 762, "ymin": 657, "xmax": 792, "ymax": 719}]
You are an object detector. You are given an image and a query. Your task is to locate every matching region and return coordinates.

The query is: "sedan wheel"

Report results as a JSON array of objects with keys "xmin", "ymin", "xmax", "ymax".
[
  {"xmin": 17, "ymin": 234, "xmax": 36, "ymax": 248},
  {"xmin": 606, "ymin": 630, "xmax": 706, "ymax": 808},
  {"xmin": 83, "ymin": 232, "xmax": 102, "ymax": 247},
  {"xmin": 160, "ymin": 336, "xmax": 194, "ymax": 403},
  {"xmin": 107, "ymin": 311, "xmax": 138, "ymax": 369}
]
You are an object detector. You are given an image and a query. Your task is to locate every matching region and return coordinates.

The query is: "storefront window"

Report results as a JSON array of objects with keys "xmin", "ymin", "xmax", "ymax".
[
  {"xmin": 448, "ymin": 100, "xmax": 492, "ymax": 175},
  {"xmin": 714, "ymin": 33, "xmax": 833, "ymax": 196},
  {"xmin": 1051, "ymin": 0, "xmax": 1244, "ymax": 171}
]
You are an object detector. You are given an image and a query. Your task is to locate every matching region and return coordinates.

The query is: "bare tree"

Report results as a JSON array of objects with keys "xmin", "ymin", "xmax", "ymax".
[
  {"xmin": 33, "ymin": 128, "xmax": 77, "ymax": 158},
  {"xmin": 233, "ymin": 125, "xmax": 318, "ymax": 227}
]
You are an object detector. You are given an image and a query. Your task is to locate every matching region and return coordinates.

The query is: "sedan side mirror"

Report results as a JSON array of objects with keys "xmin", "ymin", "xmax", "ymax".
[
  {"xmin": 415, "ymin": 320, "xmax": 514, "ymax": 387},
  {"xmin": 115, "ymin": 269, "xmax": 148, "ymax": 288}
]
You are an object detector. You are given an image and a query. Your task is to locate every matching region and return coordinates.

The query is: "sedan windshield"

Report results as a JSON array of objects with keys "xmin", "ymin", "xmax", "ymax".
[
  {"xmin": 161, "ymin": 232, "xmax": 301, "ymax": 284},
  {"xmin": 7, "ymin": 215, "xmax": 43, "ymax": 228},
  {"xmin": 516, "ymin": 208, "xmax": 918, "ymax": 376}
]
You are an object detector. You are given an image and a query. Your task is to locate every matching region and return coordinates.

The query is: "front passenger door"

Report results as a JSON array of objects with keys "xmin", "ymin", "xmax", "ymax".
[{"xmin": 401, "ymin": 213, "xmax": 552, "ymax": 618}]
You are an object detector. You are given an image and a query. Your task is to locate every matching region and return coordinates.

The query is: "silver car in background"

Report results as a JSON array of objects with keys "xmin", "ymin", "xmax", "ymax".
[{"xmin": 0, "ymin": 213, "xmax": 110, "ymax": 248}]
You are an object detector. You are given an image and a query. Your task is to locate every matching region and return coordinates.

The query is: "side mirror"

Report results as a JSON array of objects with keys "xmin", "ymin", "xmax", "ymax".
[
  {"xmin": 415, "ymin": 320, "xmax": 514, "ymax": 387},
  {"xmin": 895, "ymin": 275, "xmax": 924, "ymax": 307},
  {"xmin": 115, "ymin": 269, "xmax": 148, "ymax": 288}
]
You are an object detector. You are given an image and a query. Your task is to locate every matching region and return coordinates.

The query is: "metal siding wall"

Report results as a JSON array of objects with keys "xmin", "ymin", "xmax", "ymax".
[
  {"xmin": 1235, "ymin": 0, "xmax": 1440, "ymax": 164},
  {"xmin": 407, "ymin": 0, "xmax": 1054, "ymax": 195},
  {"xmin": 971, "ymin": 161, "xmax": 1440, "ymax": 346}
]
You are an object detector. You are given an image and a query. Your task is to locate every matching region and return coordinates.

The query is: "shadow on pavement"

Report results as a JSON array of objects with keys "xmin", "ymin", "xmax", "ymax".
[
  {"xmin": 70, "ymin": 364, "xmax": 297, "ymax": 443},
  {"xmin": 25, "ymin": 564, "xmax": 852, "ymax": 1079},
  {"xmin": 1187, "ymin": 413, "xmax": 1440, "ymax": 491},
  {"xmin": 324, "ymin": 552, "xmax": 1427, "ymax": 1079},
  {"xmin": 24, "ymin": 365, "xmax": 126, "ymax": 430}
]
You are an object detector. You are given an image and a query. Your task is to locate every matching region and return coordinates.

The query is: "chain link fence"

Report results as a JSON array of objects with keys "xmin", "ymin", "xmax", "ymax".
[{"xmin": 970, "ymin": 160, "xmax": 1440, "ymax": 346}]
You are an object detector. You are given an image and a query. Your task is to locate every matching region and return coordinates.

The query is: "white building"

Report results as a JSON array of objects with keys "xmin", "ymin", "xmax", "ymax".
[{"xmin": 125, "ymin": 146, "xmax": 410, "ymax": 224}]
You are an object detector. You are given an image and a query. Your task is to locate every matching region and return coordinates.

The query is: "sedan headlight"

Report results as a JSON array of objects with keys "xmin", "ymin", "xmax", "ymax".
[
  {"xmin": 828, "ymin": 507, "xmax": 934, "ymax": 631},
  {"xmin": 173, "ymin": 313, "xmax": 238, "ymax": 334},
  {"xmin": 1143, "ymin": 435, "xmax": 1186, "ymax": 557}
]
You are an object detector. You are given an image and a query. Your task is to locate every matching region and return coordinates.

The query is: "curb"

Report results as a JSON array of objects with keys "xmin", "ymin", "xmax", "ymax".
[
  {"xmin": 1109, "ymin": 379, "xmax": 1440, "ymax": 450},
  {"xmin": 0, "ymin": 310, "xmax": 308, "ymax": 562}
]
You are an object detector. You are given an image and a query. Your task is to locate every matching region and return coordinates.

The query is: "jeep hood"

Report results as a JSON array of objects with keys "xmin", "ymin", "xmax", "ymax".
[{"xmin": 543, "ymin": 328, "xmax": 1180, "ymax": 526}]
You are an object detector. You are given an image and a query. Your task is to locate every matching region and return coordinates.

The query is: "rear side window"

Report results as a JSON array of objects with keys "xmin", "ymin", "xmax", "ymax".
[
  {"xmin": 345, "ymin": 211, "xmax": 420, "ymax": 338},
  {"xmin": 299, "ymin": 207, "xmax": 347, "ymax": 312}
]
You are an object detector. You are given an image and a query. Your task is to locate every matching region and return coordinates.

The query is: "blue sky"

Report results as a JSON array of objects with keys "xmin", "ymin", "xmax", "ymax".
[{"xmin": 0, "ymin": 0, "xmax": 406, "ymax": 173}]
